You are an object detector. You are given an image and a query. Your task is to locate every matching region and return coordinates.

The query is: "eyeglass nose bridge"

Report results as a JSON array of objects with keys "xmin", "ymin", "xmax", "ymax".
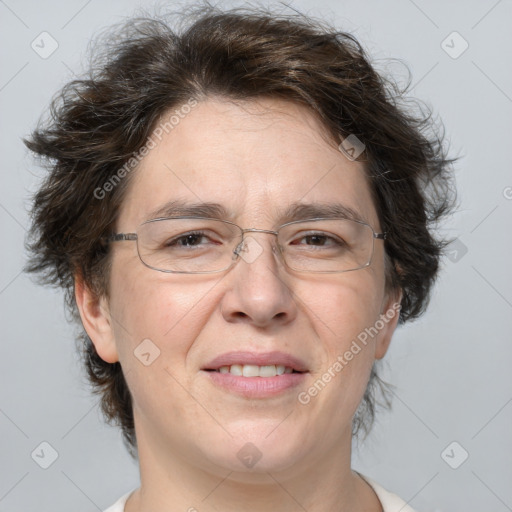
[
  {"xmin": 241, "ymin": 227, "xmax": 279, "ymax": 236},
  {"xmin": 233, "ymin": 227, "xmax": 281, "ymax": 260}
]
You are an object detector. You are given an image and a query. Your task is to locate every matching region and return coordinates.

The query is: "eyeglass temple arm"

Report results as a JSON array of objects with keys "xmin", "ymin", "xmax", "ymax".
[
  {"xmin": 374, "ymin": 232, "xmax": 386, "ymax": 240},
  {"xmin": 107, "ymin": 233, "xmax": 138, "ymax": 242}
]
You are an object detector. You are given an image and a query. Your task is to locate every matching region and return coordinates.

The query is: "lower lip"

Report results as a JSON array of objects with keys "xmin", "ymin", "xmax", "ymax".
[{"xmin": 204, "ymin": 371, "xmax": 308, "ymax": 398}]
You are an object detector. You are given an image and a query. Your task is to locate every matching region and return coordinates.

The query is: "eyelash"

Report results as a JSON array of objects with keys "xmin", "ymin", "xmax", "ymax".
[{"xmin": 164, "ymin": 230, "xmax": 346, "ymax": 249}]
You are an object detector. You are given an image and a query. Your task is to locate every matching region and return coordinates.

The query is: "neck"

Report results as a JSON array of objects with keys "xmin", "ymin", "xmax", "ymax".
[{"xmin": 125, "ymin": 424, "xmax": 382, "ymax": 512}]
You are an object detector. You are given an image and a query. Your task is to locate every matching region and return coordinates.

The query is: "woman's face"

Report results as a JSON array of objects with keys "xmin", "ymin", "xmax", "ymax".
[{"xmin": 84, "ymin": 97, "xmax": 400, "ymax": 476}]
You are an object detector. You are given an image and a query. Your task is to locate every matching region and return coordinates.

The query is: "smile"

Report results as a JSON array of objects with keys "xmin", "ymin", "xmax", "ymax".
[{"xmin": 212, "ymin": 364, "xmax": 301, "ymax": 377}]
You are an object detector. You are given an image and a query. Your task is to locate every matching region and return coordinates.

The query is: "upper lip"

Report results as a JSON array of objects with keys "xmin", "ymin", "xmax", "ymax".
[{"xmin": 202, "ymin": 351, "xmax": 309, "ymax": 372}]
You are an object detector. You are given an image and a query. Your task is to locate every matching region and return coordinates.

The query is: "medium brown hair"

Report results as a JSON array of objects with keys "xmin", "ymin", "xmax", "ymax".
[{"xmin": 25, "ymin": 4, "xmax": 456, "ymax": 455}]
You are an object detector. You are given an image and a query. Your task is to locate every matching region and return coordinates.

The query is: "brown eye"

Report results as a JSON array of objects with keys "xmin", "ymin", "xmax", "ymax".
[
  {"xmin": 291, "ymin": 232, "xmax": 346, "ymax": 248},
  {"xmin": 167, "ymin": 232, "xmax": 209, "ymax": 247}
]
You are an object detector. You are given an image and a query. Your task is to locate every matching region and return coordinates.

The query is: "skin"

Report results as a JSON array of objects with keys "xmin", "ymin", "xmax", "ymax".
[{"xmin": 76, "ymin": 97, "xmax": 402, "ymax": 512}]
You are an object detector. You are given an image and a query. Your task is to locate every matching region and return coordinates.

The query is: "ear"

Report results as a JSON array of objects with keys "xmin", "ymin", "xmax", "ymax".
[
  {"xmin": 374, "ymin": 287, "xmax": 403, "ymax": 360},
  {"xmin": 75, "ymin": 275, "xmax": 119, "ymax": 363}
]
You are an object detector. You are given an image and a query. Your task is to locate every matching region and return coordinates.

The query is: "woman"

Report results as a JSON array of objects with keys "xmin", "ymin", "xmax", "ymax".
[{"xmin": 25, "ymin": 5, "xmax": 455, "ymax": 511}]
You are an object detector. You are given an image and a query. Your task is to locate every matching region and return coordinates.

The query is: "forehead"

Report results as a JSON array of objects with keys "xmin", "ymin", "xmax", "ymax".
[{"xmin": 118, "ymin": 97, "xmax": 379, "ymax": 229}]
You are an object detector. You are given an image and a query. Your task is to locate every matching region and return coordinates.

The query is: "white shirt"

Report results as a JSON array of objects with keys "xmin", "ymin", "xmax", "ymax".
[{"xmin": 103, "ymin": 474, "xmax": 417, "ymax": 512}]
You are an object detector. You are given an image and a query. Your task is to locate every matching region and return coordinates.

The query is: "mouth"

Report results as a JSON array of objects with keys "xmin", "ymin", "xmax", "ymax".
[
  {"xmin": 202, "ymin": 350, "xmax": 309, "ymax": 375},
  {"xmin": 204, "ymin": 364, "xmax": 305, "ymax": 377},
  {"xmin": 201, "ymin": 351, "xmax": 309, "ymax": 398}
]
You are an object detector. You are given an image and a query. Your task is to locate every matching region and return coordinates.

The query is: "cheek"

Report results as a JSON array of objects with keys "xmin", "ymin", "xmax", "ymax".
[
  {"xmin": 108, "ymin": 265, "xmax": 222, "ymax": 367},
  {"xmin": 293, "ymin": 272, "xmax": 384, "ymax": 421},
  {"xmin": 301, "ymin": 271, "xmax": 384, "ymax": 353},
  {"xmin": 106, "ymin": 272, "xmax": 223, "ymax": 424}
]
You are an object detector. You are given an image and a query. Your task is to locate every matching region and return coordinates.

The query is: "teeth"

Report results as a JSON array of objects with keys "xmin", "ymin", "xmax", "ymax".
[
  {"xmin": 258, "ymin": 365, "xmax": 276, "ymax": 377},
  {"xmin": 243, "ymin": 364, "xmax": 260, "ymax": 377},
  {"xmin": 230, "ymin": 364, "xmax": 243, "ymax": 376},
  {"xmin": 216, "ymin": 364, "xmax": 296, "ymax": 377}
]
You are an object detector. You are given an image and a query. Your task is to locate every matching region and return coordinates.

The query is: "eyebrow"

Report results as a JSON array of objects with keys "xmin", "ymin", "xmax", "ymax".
[
  {"xmin": 148, "ymin": 200, "xmax": 230, "ymax": 220},
  {"xmin": 147, "ymin": 199, "xmax": 367, "ymax": 225}
]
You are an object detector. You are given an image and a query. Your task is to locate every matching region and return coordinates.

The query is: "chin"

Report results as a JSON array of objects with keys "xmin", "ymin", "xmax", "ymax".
[{"xmin": 198, "ymin": 424, "xmax": 309, "ymax": 476}]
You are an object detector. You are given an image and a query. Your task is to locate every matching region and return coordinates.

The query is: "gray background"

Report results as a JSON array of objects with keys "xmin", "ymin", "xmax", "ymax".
[{"xmin": 1, "ymin": 0, "xmax": 511, "ymax": 511}]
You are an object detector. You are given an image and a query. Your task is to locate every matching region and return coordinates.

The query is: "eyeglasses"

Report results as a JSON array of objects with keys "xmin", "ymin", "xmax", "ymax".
[{"xmin": 107, "ymin": 216, "xmax": 386, "ymax": 274}]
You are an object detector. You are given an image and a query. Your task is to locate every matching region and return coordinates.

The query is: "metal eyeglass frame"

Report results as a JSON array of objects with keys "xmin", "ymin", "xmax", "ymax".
[{"xmin": 106, "ymin": 216, "xmax": 387, "ymax": 274}]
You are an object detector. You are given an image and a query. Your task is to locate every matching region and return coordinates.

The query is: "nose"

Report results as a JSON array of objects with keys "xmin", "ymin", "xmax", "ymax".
[{"xmin": 220, "ymin": 233, "xmax": 298, "ymax": 328}]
